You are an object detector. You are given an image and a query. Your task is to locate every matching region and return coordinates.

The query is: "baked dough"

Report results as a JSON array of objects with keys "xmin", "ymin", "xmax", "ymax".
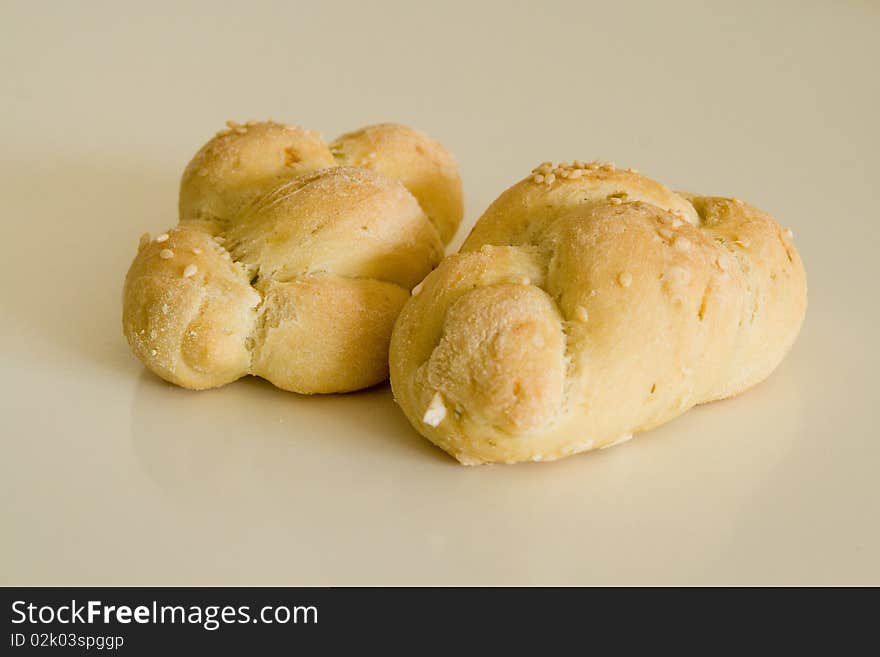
[
  {"xmin": 389, "ymin": 161, "xmax": 807, "ymax": 464},
  {"xmin": 123, "ymin": 121, "xmax": 462, "ymax": 393}
]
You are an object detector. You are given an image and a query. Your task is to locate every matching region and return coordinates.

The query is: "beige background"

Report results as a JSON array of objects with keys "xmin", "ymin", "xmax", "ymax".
[{"xmin": 1, "ymin": 0, "xmax": 877, "ymax": 585}]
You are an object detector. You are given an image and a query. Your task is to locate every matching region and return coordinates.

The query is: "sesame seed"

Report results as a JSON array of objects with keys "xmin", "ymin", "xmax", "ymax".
[
  {"xmin": 138, "ymin": 232, "xmax": 151, "ymax": 251},
  {"xmin": 225, "ymin": 120, "xmax": 240, "ymax": 129},
  {"xmin": 159, "ymin": 249, "xmax": 174, "ymax": 259},
  {"xmin": 575, "ymin": 306, "xmax": 589, "ymax": 322},
  {"xmin": 150, "ymin": 330, "xmax": 157, "ymax": 339},
  {"xmin": 150, "ymin": 349, "xmax": 157, "ymax": 357},
  {"xmin": 545, "ymin": 173, "xmax": 556, "ymax": 185},
  {"xmin": 161, "ymin": 304, "xmax": 170, "ymax": 314},
  {"xmin": 183, "ymin": 264, "xmax": 198, "ymax": 278},
  {"xmin": 520, "ymin": 277, "xmax": 531, "ymax": 286},
  {"xmin": 671, "ymin": 218, "xmax": 684, "ymax": 228},
  {"xmin": 658, "ymin": 228, "xmax": 673, "ymax": 240},
  {"xmin": 609, "ymin": 197, "xmax": 622, "ymax": 205},
  {"xmin": 422, "ymin": 392, "xmax": 447, "ymax": 427},
  {"xmin": 716, "ymin": 256, "xmax": 728, "ymax": 271},
  {"xmin": 618, "ymin": 272, "xmax": 632, "ymax": 288},
  {"xmin": 735, "ymin": 238, "xmax": 751, "ymax": 248},
  {"xmin": 532, "ymin": 454, "xmax": 544, "ymax": 462},
  {"xmin": 533, "ymin": 174, "xmax": 545, "ymax": 183},
  {"xmin": 666, "ymin": 266, "xmax": 691, "ymax": 285},
  {"xmin": 235, "ymin": 127, "xmax": 247, "ymax": 134},
  {"xmin": 156, "ymin": 233, "xmax": 169, "ymax": 243},
  {"xmin": 214, "ymin": 236, "xmax": 225, "ymax": 243},
  {"xmin": 785, "ymin": 228, "xmax": 793, "ymax": 239},
  {"xmin": 673, "ymin": 237, "xmax": 690, "ymax": 251},
  {"xmin": 192, "ymin": 248, "xmax": 202, "ymax": 255},
  {"xmin": 411, "ymin": 280, "xmax": 424, "ymax": 296}
]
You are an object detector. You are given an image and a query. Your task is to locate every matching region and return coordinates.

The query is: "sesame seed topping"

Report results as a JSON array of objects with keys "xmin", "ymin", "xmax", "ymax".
[
  {"xmin": 192, "ymin": 248, "xmax": 202, "ymax": 254},
  {"xmin": 658, "ymin": 228, "xmax": 673, "ymax": 240},
  {"xmin": 183, "ymin": 264, "xmax": 198, "ymax": 278},
  {"xmin": 422, "ymin": 392, "xmax": 447, "ymax": 427},
  {"xmin": 671, "ymin": 217, "xmax": 684, "ymax": 228},
  {"xmin": 225, "ymin": 120, "xmax": 240, "ymax": 129},
  {"xmin": 673, "ymin": 237, "xmax": 690, "ymax": 251},
  {"xmin": 609, "ymin": 197, "xmax": 622, "ymax": 205},
  {"xmin": 533, "ymin": 174, "xmax": 545, "ymax": 183},
  {"xmin": 716, "ymin": 256, "xmax": 729, "ymax": 271},
  {"xmin": 234, "ymin": 127, "xmax": 247, "ymax": 134},
  {"xmin": 149, "ymin": 330, "xmax": 157, "ymax": 339},
  {"xmin": 161, "ymin": 304, "xmax": 170, "ymax": 314},
  {"xmin": 785, "ymin": 228, "xmax": 793, "ymax": 239},
  {"xmin": 214, "ymin": 236, "xmax": 225, "ymax": 243},
  {"xmin": 156, "ymin": 233, "xmax": 169, "ymax": 243},
  {"xmin": 575, "ymin": 306, "xmax": 589, "ymax": 322},
  {"xmin": 532, "ymin": 454, "xmax": 544, "ymax": 462},
  {"xmin": 735, "ymin": 238, "xmax": 751, "ymax": 248},
  {"xmin": 544, "ymin": 173, "xmax": 556, "ymax": 185},
  {"xmin": 150, "ymin": 349, "xmax": 157, "ymax": 357},
  {"xmin": 666, "ymin": 266, "xmax": 691, "ymax": 285},
  {"xmin": 138, "ymin": 232, "xmax": 150, "ymax": 251},
  {"xmin": 159, "ymin": 249, "xmax": 174, "ymax": 259},
  {"xmin": 411, "ymin": 280, "xmax": 425, "ymax": 296},
  {"xmin": 618, "ymin": 272, "xmax": 633, "ymax": 288}
]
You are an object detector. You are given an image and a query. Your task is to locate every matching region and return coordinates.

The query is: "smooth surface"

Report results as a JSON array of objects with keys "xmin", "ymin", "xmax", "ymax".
[{"xmin": 1, "ymin": 0, "xmax": 877, "ymax": 585}]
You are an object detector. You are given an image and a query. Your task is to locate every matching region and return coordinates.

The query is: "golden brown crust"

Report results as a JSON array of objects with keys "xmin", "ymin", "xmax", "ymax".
[
  {"xmin": 390, "ymin": 162, "xmax": 807, "ymax": 464},
  {"xmin": 330, "ymin": 124, "xmax": 464, "ymax": 244},
  {"xmin": 124, "ymin": 120, "xmax": 460, "ymax": 393}
]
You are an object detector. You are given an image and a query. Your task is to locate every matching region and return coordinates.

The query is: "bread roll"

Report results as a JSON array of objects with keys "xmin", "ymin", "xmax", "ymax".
[
  {"xmin": 389, "ymin": 161, "xmax": 806, "ymax": 464},
  {"xmin": 123, "ymin": 121, "xmax": 462, "ymax": 393}
]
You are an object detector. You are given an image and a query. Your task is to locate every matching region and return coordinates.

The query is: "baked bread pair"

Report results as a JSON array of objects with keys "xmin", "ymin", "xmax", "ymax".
[
  {"xmin": 123, "ymin": 125, "xmax": 806, "ymax": 465},
  {"xmin": 123, "ymin": 121, "xmax": 462, "ymax": 393}
]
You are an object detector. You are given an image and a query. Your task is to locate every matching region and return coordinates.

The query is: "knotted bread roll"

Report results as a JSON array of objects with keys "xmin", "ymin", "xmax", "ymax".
[
  {"xmin": 390, "ymin": 161, "xmax": 806, "ymax": 464},
  {"xmin": 124, "ymin": 121, "xmax": 462, "ymax": 393}
]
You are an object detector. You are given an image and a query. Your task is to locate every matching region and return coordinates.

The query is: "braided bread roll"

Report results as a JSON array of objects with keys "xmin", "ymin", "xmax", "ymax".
[
  {"xmin": 123, "ymin": 121, "xmax": 462, "ymax": 393},
  {"xmin": 389, "ymin": 161, "xmax": 806, "ymax": 464}
]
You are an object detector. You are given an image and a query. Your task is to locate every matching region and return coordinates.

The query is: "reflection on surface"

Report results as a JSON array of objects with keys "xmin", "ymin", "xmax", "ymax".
[
  {"xmin": 129, "ymin": 360, "xmax": 805, "ymax": 584},
  {"xmin": 130, "ymin": 371, "xmax": 449, "ymax": 495}
]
